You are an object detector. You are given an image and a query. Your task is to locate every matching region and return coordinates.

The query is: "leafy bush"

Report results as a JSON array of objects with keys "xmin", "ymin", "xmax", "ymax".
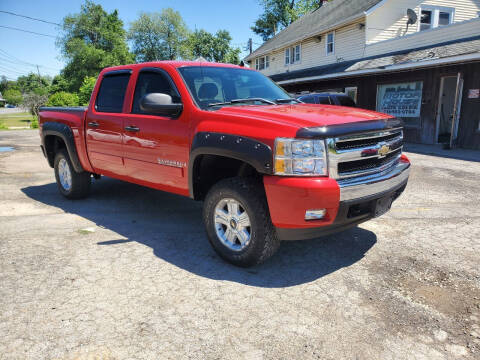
[
  {"xmin": 23, "ymin": 92, "xmax": 48, "ymax": 117},
  {"xmin": 30, "ymin": 116, "xmax": 39, "ymax": 129},
  {"xmin": 46, "ymin": 92, "xmax": 79, "ymax": 107},
  {"xmin": 3, "ymin": 89, "xmax": 23, "ymax": 106},
  {"xmin": 78, "ymin": 76, "xmax": 97, "ymax": 105}
]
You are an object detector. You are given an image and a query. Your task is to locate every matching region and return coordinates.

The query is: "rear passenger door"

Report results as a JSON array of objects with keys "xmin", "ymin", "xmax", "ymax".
[
  {"xmin": 300, "ymin": 96, "xmax": 316, "ymax": 104},
  {"xmin": 317, "ymin": 95, "xmax": 332, "ymax": 105},
  {"xmin": 86, "ymin": 70, "xmax": 131, "ymax": 175}
]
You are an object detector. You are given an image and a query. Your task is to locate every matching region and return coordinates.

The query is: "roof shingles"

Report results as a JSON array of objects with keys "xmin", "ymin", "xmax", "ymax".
[
  {"xmin": 270, "ymin": 35, "xmax": 480, "ymax": 82},
  {"xmin": 245, "ymin": 0, "xmax": 382, "ymax": 61}
]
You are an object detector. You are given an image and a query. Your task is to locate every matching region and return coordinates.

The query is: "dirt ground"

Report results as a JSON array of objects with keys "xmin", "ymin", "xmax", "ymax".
[{"xmin": 0, "ymin": 130, "xmax": 479, "ymax": 360}]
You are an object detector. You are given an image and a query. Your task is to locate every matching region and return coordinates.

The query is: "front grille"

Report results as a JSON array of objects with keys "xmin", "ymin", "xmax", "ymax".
[
  {"xmin": 335, "ymin": 132, "xmax": 400, "ymax": 150},
  {"xmin": 327, "ymin": 128, "xmax": 403, "ymax": 180},
  {"xmin": 338, "ymin": 148, "xmax": 401, "ymax": 174}
]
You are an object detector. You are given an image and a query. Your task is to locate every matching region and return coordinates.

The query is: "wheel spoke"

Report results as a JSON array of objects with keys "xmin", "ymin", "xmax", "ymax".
[
  {"xmin": 224, "ymin": 228, "xmax": 236, "ymax": 243},
  {"xmin": 215, "ymin": 208, "xmax": 229, "ymax": 225},
  {"xmin": 237, "ymin": 229, "xmax": 249, "ymax": 245},
  {"xmin": 227, "ymin": 201, "xmax": 239, "ymax": 216},
  {"xmin": 237, "ymin": 212, "xmax": 250, "ymax": 228}
]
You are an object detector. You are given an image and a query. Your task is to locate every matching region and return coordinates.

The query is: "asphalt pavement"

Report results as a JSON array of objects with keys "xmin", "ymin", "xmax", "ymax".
[{"xmin": 1, "ymin": 130, "xmax": 479, "ymax": 359}]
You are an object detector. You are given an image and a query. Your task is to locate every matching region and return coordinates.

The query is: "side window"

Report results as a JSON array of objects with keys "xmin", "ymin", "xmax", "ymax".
[
  {"xmin": 301, "ymin": 96, "xmax": 316, "ymax": 104},
  {"xmin": 95, "ymin": 73, "xmax": 130, "ymax": 113},
  {"xmin": 337, "ymin": 96, "xmax": 356, "ymax": 107},
  {"xmin": 132, "ymin": 70, "xmax": 181, "ymax": 114},
  {"xmin": 326, "ymin": 32, "xmax": 335, "ymax": 55},
  {"xmin": 318, "ymin": 96, "xmax": 331, "ymax": 104}
]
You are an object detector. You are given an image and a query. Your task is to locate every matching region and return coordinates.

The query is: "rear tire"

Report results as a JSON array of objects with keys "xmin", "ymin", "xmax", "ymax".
[
  {"xmin": 203, "ymin": 177, "xmax": 280, "ymax": 267},
  {"xmin": 54, "ymin": 149, "xmax": 91, "ymax": 199}
]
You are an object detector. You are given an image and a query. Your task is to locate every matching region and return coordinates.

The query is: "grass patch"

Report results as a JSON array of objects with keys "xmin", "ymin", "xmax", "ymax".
[{"xmin": 0, "ymin": 112, "xmax": 35, "ymax": 129}]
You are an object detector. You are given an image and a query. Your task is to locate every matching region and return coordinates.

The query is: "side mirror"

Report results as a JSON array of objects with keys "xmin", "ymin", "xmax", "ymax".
[{"xmin": 139, "ymin": 93, "xmax": 183, "ymax": 117}]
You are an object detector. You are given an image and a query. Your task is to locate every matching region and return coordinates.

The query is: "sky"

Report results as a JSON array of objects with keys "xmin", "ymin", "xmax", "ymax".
[{"xmin": 0, "ymin": 0, "xmax": 265, "ymax": 80}]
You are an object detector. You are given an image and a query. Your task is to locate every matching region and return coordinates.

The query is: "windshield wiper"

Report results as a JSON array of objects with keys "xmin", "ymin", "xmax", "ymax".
[
  {"xmin": 208, "ymin": 98, "xmax": 276, "ymax": 107},
  {"xmin": 275, "ymin": 98, "xmax": 301, "ymax": 104}
]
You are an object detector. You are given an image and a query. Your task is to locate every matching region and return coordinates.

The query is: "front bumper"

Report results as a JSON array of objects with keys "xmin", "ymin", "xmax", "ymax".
[
  {"xmin": 263, "ymin": 157, "xmax": 410, "ymax": 241},
  {"xmin": 337, "ymin": 160, "xmax": 410, "ymax": 201}
]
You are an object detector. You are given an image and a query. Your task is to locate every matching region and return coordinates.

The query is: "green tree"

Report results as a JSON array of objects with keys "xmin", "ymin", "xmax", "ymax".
[
  {"xmin": 3, "ymin": 89, "xmax": 23, "ymax": 105},
  {"xmin": 252, "ymin": 0, "xmax": 331, "ymax": 41},
  {"xmin": 49, "ymin": 75, "xmax": 70, "ymax": 94},
  {"xmin": 128, "ymin": 9, "xmax": 189, "ymax": 62},
  {"xmin": 17, "ymin": 73, "xmax": 51, "ymax": 94},
  {"xmin": 0, "ymin": 77, "xmax": 19, "ymax": 93},
  {"xmin": 187, "ymin": 29, "xmax": 241, "ymax": 64},
  {"xmin": 46, "ymin": 92, "xmax": 79, "ymax": 107},
  {"xmin": 58, "ymin": 0, "xmax": 133, "ymax": 92},
  {"xmin": 78, "ymin": 76, "xmax": 97, "ymax": 105},
  {"xmin": 0, "ymin": 76, "xmax": 8, "ymax": 93}
]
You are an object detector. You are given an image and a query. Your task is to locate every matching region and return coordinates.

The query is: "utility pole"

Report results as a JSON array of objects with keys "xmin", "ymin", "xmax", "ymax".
[
  {"xmin": 248, "ymin": 38, "xmax": 252, "ymax": 54},
  {"xmin": 36, "ymin": 65, "xmax": 41, "ymax": 86}
]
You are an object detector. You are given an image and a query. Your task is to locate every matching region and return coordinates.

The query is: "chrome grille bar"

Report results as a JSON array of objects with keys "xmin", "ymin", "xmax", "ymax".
[{"xmin": 327, "ymin": 129, "xmax": 404, "ymax": 180}]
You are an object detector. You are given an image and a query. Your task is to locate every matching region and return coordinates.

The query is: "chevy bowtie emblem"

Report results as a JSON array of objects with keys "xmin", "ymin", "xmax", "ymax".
[{"xmin": 378, "ymin": 144, "xmax": 390, "ymax": 157}]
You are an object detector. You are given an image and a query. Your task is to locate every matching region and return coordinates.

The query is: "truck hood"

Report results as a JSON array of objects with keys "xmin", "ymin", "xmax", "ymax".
[{"xmin": 214, "ymin": 104, "xmax": 391, "ymax": 129}]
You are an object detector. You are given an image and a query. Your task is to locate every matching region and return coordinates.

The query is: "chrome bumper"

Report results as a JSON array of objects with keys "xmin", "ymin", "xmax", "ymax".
[{"xmin": 338, "ymin": 161, "xmax": 410, "ymax": 201}]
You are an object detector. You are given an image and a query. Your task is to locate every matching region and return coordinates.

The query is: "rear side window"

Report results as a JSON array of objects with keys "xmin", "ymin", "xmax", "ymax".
[
  {"xmin": 95, "ymin": 73, "xmax": 130, "ymax": 113},
  {"xmin": 337, "ymin": 95, "xmax": 356, "ymax": 107},
  {"xmin": 300, "ymin": 96, "xmax": 316, "ymax": 104},
  {"xmin": 318, "ymin": 96, "xmax": 331, "ymax": 104},
  {"xmin": 132, "ymin": 70, "xmax": 181, "ymax": 114}
]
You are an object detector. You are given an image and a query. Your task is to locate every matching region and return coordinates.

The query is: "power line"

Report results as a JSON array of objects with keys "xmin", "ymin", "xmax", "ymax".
[
  {"xmin": 0, "ymin": 61, "xmax": 40, "ymax": 75},
  {"xmin": 0, "ymin": 65, "xmax": 30, "ymax": 75},
  {"xmin": 0, "ymin": 10, "xmax": 61, "ymax": 26},
  {"xmin": 0, "ymin": 49, "xmax": 61, "ymax": 71},
  {"xmin": 0, "ymin": 56, "xmax": 60, "ymax": 72},
  {"xmin": 0, "ymin": 66, "xmax": 30, "ymax": 77},
  {"xmin": 0, "ymin": 25, "xmax": 56, "ymax": 38}
]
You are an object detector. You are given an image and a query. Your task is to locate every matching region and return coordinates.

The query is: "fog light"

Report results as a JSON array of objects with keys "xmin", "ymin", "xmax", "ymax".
[{"xmin": 305, "ymin": 209, "xmax": 326, "ymax": 220}]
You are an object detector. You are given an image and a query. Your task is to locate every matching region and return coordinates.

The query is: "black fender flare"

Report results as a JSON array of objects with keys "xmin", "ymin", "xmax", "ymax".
[
  {"xmin": 41, "ymin": 122, "xmax": 84, "ymax": 173},
  {"xmin": 188, "ymin": 132, "xmax": 273, "ymax": 198}
]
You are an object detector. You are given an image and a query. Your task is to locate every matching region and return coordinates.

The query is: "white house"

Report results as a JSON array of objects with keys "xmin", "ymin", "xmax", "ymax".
[{"xmin": 245, "ymin": 0, "xmax": 480, "ymax": 149}]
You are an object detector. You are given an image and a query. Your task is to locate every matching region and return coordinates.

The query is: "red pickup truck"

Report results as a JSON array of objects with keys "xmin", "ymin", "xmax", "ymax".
[{"xmin": 39, "ymin": 61, "xmax": 410, "ymax": 267}]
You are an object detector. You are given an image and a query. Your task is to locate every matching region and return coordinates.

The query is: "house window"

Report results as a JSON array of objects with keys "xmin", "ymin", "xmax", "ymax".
[
  {"xmin": 255, "ymin": 56, "xmax": 270, "ymax": 70},
  {"xmin": 285, "ymin": 44, "xmax": 301, "ymax": 65},
  {"xmin": 344, "ymin": 87, "xmax": 358, "ymax": 103},
  {"xmin": 295, "ymin": 45, "xmax": 301, "ymax": 62},
  {"xmin": 420, "ymin": 10, "xmax": 433, "ymax": 31},
  {"xmin": 419, "ymin": 7, "xmax": 454, "ymax": 31},
  {"xmin": 326, "ymin": 32, "xmax": 335, "ymax": 55}
]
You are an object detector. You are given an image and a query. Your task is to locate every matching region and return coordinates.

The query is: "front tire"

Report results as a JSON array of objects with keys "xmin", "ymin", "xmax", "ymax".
[
  {"xmin": 54, "ymin": 149, "xmax": 91, "ymax": 199},
  {"xmin": 203, "ymin": 177, "xmax": 280, "ymax": 267}
]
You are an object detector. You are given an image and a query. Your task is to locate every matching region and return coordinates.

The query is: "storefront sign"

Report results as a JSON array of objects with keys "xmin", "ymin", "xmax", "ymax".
[
  {"xmin": 376, "ymin": 82, "xmax": 423, "ymax": 118},
  {"xmin": 468, "ymin": 89, "xmax": 479, "ymax": 99}
]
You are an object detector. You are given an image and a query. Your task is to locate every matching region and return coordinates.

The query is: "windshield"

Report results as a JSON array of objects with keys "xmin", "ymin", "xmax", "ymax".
[{"xmin": 177, "ymin": 66, "xmax": 292, "ymax": 110}]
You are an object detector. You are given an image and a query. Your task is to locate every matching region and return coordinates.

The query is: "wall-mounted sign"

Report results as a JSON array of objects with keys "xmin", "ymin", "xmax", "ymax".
[
  {"xmin": 468, "ymin": 89, "xmax": 479, "ymax": 99},
  {"xmin": 376, "ymin": 81, "xmax": 423, "ymax": 118}
]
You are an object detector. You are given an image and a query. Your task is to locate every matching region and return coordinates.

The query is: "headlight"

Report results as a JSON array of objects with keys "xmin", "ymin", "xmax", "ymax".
[{"xmin": 274, "ymin": 138, "xmax": 328, "ymax": 176}]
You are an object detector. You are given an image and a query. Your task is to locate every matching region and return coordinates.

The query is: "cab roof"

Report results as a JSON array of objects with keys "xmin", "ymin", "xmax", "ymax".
[{"xmin": 102, "ymin": 61, "xmax": 246, "ymax": 73}]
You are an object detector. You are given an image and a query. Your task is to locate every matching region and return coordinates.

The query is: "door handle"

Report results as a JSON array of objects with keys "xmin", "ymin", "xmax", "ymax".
[
  {"xmin": 88, "ymin": 121, "xmax": 99, "ymax": 127},
  {"xmin": 125, "ymin": 125, "xmax": 140, "ymax": 132}
]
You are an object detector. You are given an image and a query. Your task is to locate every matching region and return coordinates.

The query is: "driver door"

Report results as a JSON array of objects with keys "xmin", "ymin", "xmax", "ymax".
[{"xmin": 122, "ymin": 67, "xmax": 190, "ymax": 192}]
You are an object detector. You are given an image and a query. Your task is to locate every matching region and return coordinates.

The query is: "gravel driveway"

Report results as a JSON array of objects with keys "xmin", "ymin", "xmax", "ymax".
[{"xmin": 1, "ymin": 130, "xmax": 479, "ymax": 360}]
